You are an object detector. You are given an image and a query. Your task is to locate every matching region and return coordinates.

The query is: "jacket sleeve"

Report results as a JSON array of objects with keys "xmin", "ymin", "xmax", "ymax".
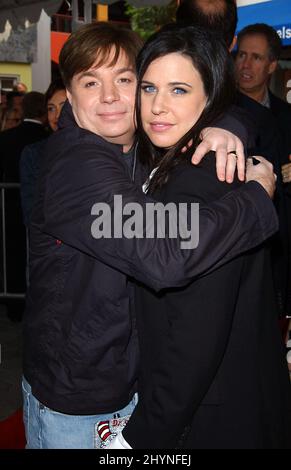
[
  {"xmin": 41, "ymin": 143, "xmax": 278, "ymax": 291},
  {"xmin": 212, "ymin": 105, "xmax": 249, "ymax": 149}
]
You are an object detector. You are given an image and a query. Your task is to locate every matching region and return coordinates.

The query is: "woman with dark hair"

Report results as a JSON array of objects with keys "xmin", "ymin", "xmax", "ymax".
[
  {"xmin": 45, "ymin": 78, "xmax": 67, "ymax": 132},
  {"xmin": 107, "ymin": 24, "xmax": 291, "ymax": 449}
]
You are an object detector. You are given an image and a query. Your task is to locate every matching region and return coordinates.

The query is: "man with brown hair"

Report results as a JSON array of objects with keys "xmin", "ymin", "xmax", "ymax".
[
  {"xmin": 235, "ymin": 24, "xmax": 291, "ymax": 316},
  {"xmin": 22, "ymin": 21, "xmax": 277, "ymax": 449}
]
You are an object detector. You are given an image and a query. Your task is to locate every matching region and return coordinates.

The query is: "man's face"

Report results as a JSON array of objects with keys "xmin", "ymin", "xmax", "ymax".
[
  {"xmin": 67, "ymin": 48, "xmax": 137, "ymax": 151},
  {"xmin": 235, "ymin": 34, "xmax": 277, "ymax": 97}
]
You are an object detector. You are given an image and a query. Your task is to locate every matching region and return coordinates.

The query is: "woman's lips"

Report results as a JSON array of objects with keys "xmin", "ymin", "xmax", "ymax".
[{"xmin": 149, "ymin": 122, "xmax": 174, "ymax": 132}]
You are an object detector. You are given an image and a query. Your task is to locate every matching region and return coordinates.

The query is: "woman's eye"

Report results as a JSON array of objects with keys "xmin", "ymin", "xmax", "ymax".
[
  {"xmin": 173, "ymin": 87, "xmax": 187, "ymax": 95},
  {"xmin": 141, "ymin": 85, "xmax": 156, "ymax": 93},
  {"xmin": 47, "ymin": 106, "xmax": 56, "ymax": 113}
]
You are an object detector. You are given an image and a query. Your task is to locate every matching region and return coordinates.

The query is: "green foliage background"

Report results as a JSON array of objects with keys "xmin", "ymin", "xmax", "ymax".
[{"xmin": 125, "ymin": 1, "xmax": 177, "ymax": 40}]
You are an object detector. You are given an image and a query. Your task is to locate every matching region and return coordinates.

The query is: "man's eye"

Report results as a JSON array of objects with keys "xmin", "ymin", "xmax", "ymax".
[
  {"xmin": 119, "ymin": 78, "xmax": 132, "ymax": 84},
  {"xmin": 173, "ymin": 87, "xmax": 186, "ymax": 95},
  {"xmin": 85, "ymin": 81, "xmax": 97, "ymax": 88},
  {"xmin": 141, "ymin": 85, "xmax": 156, "ymax": 93}
]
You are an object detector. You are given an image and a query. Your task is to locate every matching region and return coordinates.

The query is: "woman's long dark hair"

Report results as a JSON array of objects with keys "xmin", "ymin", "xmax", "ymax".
[{"xmin": 135, "ymin": 24, "xmax": 236, "ymax": 193}]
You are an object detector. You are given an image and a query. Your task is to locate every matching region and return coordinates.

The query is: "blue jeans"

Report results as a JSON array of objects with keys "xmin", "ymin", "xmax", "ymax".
[{"xmin": 22, "ymin": 377, "xmax": 138, "ymax": 449}]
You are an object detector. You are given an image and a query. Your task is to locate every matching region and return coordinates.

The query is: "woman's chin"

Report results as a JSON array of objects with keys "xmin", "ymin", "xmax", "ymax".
[{"xmin": 148, "ymin": 135, "xmax": 177, "ymax": 149}]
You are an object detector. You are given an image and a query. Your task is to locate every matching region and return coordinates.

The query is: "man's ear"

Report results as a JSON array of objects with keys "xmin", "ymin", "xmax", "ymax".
[
  {"xmin": 269, "ymin": 60, "xmax": 278, "ymax": 75},
  {"xmin": 229, "ymin": 36, "xmax": 237, "ymax": 52},
  {"xmin": 66, "ymin": 88, "xmax": 72, "ymax": 105}
]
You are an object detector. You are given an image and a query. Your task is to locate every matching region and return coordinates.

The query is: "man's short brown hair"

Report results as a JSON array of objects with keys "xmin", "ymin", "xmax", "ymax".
[{"xmin": 59, "ymin": 22, "xmax": 143, "ymax": 89}]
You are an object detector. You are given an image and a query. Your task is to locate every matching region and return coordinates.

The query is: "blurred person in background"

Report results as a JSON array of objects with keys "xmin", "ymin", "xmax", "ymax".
[
  {"xmin": 0, "ymin": 92, "xmax": 48, "ymax": 182},
  {"xmin": 14, "ymin": 82, "xmax": 28, "ymax": 94},
  {"xmin": 1, "ymin": 107, "xmax": 21, "ymax": 131},
  {"xmin": 20, "ymin": 79, "xmax": 66, "ymax": 227},
  {"xmin": 1, "ymin": 91, "xmax": 24, "ymax": 131},
  {"xmin": 235, "ymin": 23, "xmax": 291, "ymax": 317},
  {"xmin": 0, "ymin": 92, "xmax": 48, "ymax": 321}
]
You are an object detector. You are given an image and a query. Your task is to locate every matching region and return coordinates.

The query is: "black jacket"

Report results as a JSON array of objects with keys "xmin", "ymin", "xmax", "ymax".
[
  {"xmin": 236, "ymin": 92, "xmax": 290, "ymax": 316},
  {"xmin": 268, "ymin": 91, "xmax": 291, "ymax": 315},
  {"xmin": 123, "ymin": 155, "xmax": 291, "ymax": 449},
  {"xmin": 236, "ymin": 91, "xmax": 280, "ymax": 167},
  {"xmin": 0, "ymin": 120, "xmax": 48, "ymax": 182},
  {"xmin": 23, "ymin": 102, "xmax": 278, "ymax": 415},
  {"xmin": 269, "ymin": 90, "xmax": 291, "ymax": 167}
]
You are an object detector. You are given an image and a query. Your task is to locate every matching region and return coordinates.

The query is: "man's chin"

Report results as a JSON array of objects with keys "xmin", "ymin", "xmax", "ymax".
[{"xmin": 102, "ymin": 132, "xmax": 135, "ymax": 149}]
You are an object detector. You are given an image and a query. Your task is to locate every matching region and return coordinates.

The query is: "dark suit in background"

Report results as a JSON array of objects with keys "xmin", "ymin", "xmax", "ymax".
[
  {"xmin": 236, "ymin": 92, "xmax": 290, "ymax": 317},
  {"xmin": 0, "ymin": 121, "xmax": 48, "ymax": 182},
  {"xmin": 0, "ymin": 120, "xmax": 48, "ymax": 315},
  {"xmin": 269, "ymin": 91, "xmax": 291, "ymax": 168},
  {"xmin": 269, "ymin": 91, "xmax": 291, "ymax": 315}
]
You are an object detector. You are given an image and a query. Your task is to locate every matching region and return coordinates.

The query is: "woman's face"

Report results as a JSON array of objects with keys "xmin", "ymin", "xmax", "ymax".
[
  {"xmin": 141, "ymin": 53, "xmax": 207, "ymax": 148},
  {"xmin": 47, "ymin": 89, "xmax": 67, "ymax": 131}
]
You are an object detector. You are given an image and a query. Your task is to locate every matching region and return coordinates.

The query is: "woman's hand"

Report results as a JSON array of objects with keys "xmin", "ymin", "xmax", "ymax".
[
  {"xmin": 190, "ymin": 127, "xmax": 245, "ymax": 183},
  {"xmin": 281, "ymin": 156, "xmax": 291, "ymax": 184},
  {"xmin": 246, "ymin": 156, "xmax": 277, "ymax": 199}
]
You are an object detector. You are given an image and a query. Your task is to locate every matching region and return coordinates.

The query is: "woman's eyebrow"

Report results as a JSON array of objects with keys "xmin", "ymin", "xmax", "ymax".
[
  {"xmin": 168, "ymin": 81, "xmax": 192, "ymax": 88},
  {"xmin": 141, "ymin": 80, "xmax": 192, "ymax": 88}
]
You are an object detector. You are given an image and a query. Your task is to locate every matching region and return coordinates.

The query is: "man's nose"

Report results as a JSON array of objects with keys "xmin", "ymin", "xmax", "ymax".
[
  {"xmin": 100, "ymin": 82, "xmax": 119, "ymax": 103},
  {"xmin": 241, "ymin": 56, "xmax": 252, "ymax": 69}
]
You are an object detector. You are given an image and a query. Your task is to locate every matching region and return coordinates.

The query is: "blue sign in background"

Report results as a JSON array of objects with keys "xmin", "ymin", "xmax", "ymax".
[{"xmin": 237, "ymin": 0, "xmax": 291, "ymax": 46}]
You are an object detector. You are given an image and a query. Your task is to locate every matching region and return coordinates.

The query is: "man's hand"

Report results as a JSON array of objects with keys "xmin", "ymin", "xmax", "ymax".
[
  {"xmin": 246, "ymin": 156, "xmax": 276, "ymax": 199},
  {"xmin": 191, "ymin": 127, "xmax": 245, "ymax": 183},
  {"xmin": 281, "ymin": 155, "xmax": 291, "ymax": 184}
]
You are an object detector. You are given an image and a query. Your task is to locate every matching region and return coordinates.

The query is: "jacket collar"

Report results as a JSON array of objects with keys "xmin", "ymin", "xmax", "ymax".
[{"xmin": 58, "ymin": 100, "xmax": 75, "ymax": 129}]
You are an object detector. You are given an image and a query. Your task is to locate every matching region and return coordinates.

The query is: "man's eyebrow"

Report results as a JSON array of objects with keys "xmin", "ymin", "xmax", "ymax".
[
  {"xmin": 77, "ymin": 67, "xmax": 135, "ymax": 81},
  {"xmin": 115, "ymin": 67, "xmax": 135, "ymax": 74},
  {"xmin": 77, "ymin": 70, "xmax": 98, "ymax": 81}
]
